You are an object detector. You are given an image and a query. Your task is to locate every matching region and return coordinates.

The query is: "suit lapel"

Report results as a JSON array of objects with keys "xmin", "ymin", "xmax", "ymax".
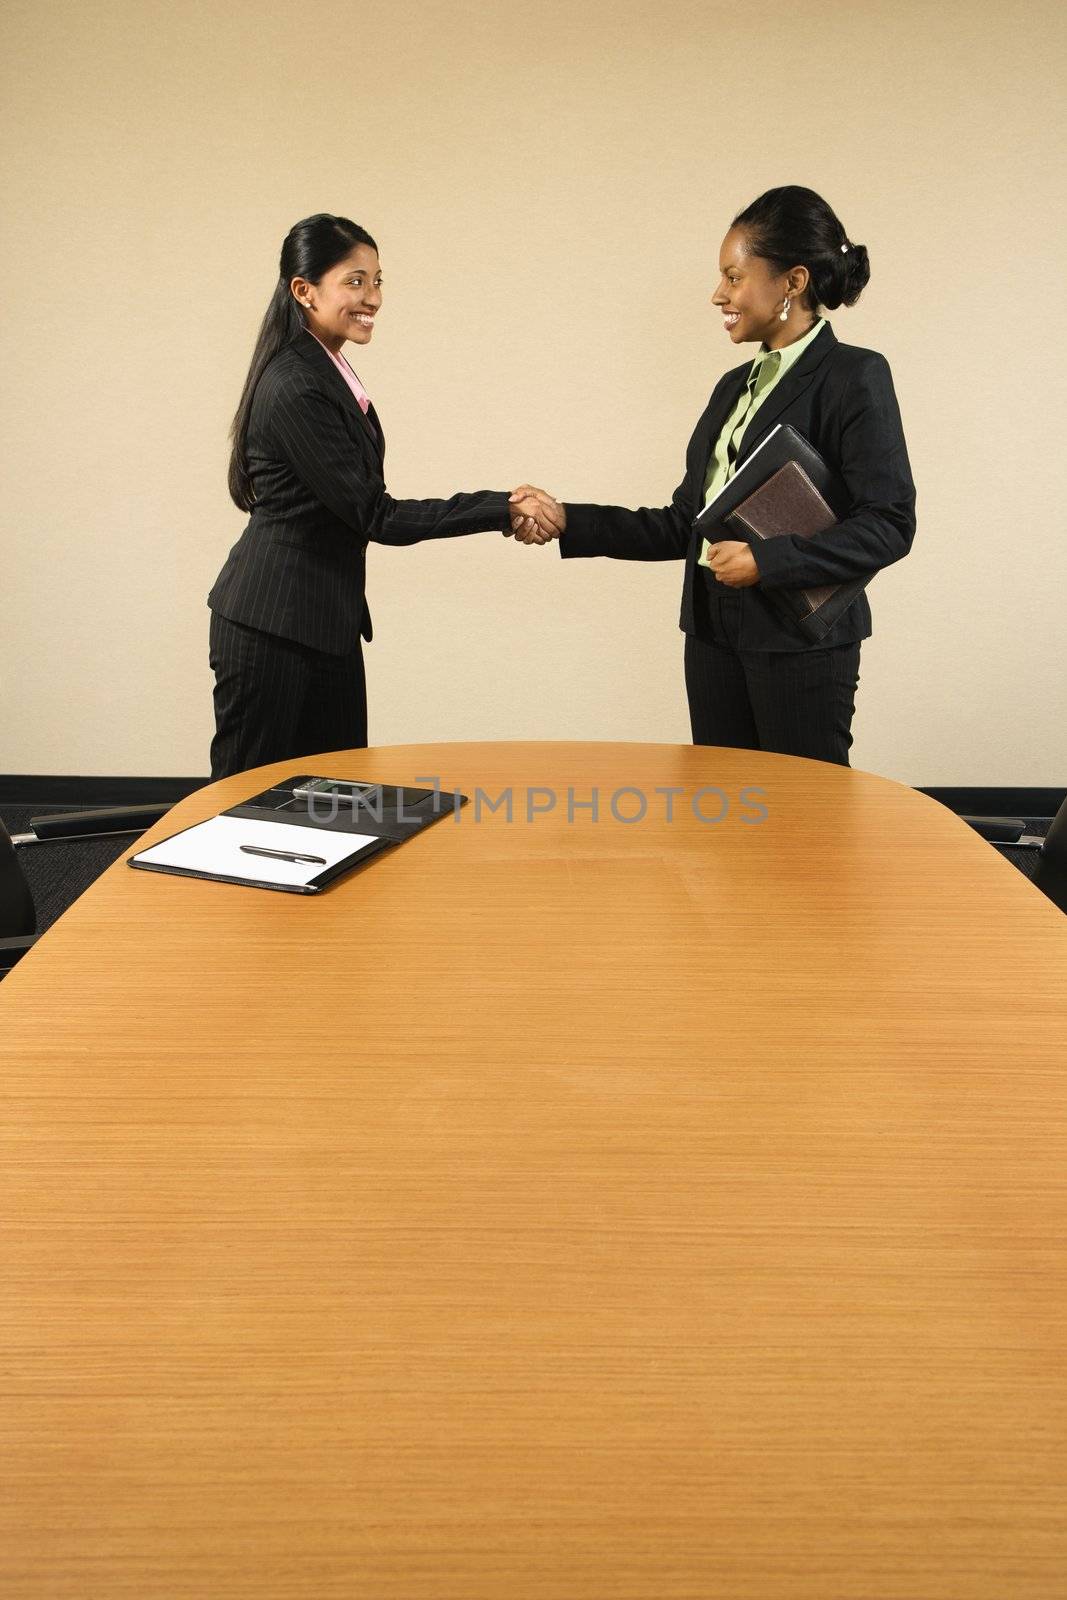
[
  {"xmin": 734, "ymin": 322, "xmax": 837, "ymax": 466},
  {"xmin": 704, "ymin": 365, "xmax": 750, "ymax": 443},
  {"xmin": 364, "ymin": 400, "xmax": 385, "ymax": 460},
  {"xmin": 291, "ymin": 332, "xmax": 384, "ymax": 459},
  {"xmin": 694, "ymin": 364, "xmax": 749, "ymax": 487}
]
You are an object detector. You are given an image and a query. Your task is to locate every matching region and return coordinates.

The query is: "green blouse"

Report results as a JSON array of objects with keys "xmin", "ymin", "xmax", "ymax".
[{"xmin": 698, "ymin": 318, "xmax": 826, "ymax": 568}]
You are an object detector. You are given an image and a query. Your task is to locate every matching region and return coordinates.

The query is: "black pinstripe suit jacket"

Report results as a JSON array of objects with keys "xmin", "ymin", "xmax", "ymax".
[
  {"xmin": 208, "ymin": 331, "xmax": 510, "ymax": 655},
  {"xmin": 560, "ymin": 323, "xmax": 916, "ymax": 652}
]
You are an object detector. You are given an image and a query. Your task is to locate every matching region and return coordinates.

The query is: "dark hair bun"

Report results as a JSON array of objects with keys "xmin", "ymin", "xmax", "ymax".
[
  {"xmin": 732, "ymin": 186, "xmax": 870, "ymax": 314},
  {"xmin": 814, "ymin": 241, "xmax": 871, "ymax": 311},
  {"xmin": 844, "ymin": 243, "xmax": 871, "ymax": 305}
]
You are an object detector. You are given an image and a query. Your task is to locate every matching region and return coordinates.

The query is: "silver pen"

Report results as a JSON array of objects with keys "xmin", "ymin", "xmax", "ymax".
[{"xmin": 240, "ymin": 844, "xmax": 327, "ymax": 866}]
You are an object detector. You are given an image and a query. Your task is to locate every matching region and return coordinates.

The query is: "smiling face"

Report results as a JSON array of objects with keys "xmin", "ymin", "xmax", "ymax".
[
  {"xmin": 712, "ymin": 226, "xmax": 811, "ymax": 350},
  {"xmin": 291, "ymin": 243, "xmax": 382, "ymax": 353}
]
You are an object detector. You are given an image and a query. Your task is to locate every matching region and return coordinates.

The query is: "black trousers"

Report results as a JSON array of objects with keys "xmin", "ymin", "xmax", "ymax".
[
  {"xmin": 209, "ymin": 613, "xmax": 368, "ymax": 780},
  {"xmin": 684, "ymin": 633, "xmax": 861, "ymax": 767}
]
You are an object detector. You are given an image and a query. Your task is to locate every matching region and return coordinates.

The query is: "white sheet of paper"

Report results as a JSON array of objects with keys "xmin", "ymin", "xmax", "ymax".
[
  {"xmin": 695, "ymin": 422, "xmax": 783, "ymax": 521},
  {"xmin": 133, "ymin": 814, "xmax": 378, "ymax": 889}
]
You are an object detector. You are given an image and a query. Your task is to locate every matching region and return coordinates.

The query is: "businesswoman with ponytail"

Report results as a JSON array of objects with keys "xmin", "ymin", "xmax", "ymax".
[
  {"xmin": 550, "ymin": 186, "xmax": 915, "ymax": 766},
  {"xmin": 208, "ymin": 213, "xmax": 560, "ymax": 779}
]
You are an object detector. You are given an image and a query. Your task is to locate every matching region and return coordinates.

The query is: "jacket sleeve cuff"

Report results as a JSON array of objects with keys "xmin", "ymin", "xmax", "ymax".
[
  {"xmin": 751, "ymin": 534, "xmax": 802, "ymax": 588},
  {"xmin": 485, "ymin": 489, "xmax": 514, "ymax": 530},
  {"xmin": 558, "ymin": 503, "xmax": 600, "ymax": 558}
]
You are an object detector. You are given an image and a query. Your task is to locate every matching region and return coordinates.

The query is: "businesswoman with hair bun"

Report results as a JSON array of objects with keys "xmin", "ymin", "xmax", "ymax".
[
  {"xmin": 544, "ymin": 185, "xmax": 916, "ymax": 766},
  {"xmin": 208, "ymin": 212, "xmax": 561, "ymax": 779}
]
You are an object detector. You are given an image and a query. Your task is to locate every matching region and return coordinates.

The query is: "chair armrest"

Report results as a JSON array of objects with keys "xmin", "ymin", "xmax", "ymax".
[
  {"xmin": 0, "ymin": 933, "xmax": 38, "ymax": 972},
  {"xmin": 19, "ymin": 803, "xmax": 171, "ymax": 843},
  {"xmin": 960, "ymin": 815, "xmax": 1026, "ymax": 843}
]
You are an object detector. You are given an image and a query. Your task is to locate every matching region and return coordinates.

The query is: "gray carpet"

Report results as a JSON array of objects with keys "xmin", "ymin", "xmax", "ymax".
[
  {"xmin": 2, "ymin": 806, "xmax": 141, "ymax": 934},
  {"xmin": 995, "ymin": 825, "xmax": 1053, "ymax": 883}
]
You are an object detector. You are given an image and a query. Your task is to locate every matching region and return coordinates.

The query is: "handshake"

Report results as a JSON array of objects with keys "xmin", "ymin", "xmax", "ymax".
[{"xmin": 504, "ymin": 484, "xmax": 567, "ymax": 546}]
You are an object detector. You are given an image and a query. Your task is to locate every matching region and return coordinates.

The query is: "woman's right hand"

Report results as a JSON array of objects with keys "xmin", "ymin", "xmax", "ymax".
[{"xmin": 505, "ymin": 485, "xmax": 566, "ymax": 545}]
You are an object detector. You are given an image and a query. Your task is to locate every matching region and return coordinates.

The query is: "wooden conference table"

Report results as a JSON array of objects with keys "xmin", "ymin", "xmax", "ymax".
[{"xmin": 2, "ymin": 742, "xmax": 1066, "ymax": 1598}]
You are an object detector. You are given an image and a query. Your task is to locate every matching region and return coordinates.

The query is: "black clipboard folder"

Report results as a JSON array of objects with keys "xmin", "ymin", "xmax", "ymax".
[
  {"xmin": 129, "ymin": 774, "xmax": 465, "ymax": 895},
  {"xmin": 696, "ymin": 422, "xmax": 871, "ymax": 643}
]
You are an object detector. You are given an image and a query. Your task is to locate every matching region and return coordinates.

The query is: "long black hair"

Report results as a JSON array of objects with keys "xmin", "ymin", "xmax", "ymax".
[
  {"xmin": 732, "ymin": 186, "xmax": 870, "ymax": 315},
  {"xmin": 228, "ymin": 213, "xmax": 378, "ymax": 511}
]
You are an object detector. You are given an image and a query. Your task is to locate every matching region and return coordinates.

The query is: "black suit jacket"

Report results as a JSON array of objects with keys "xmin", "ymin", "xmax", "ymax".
[
  {"xmin": 208, "ymin": 332, "xmax": 510, "ymax": 655},
  {"xmin": 560, "ymin": 323, "xmax": 916, "ymax": 652}
]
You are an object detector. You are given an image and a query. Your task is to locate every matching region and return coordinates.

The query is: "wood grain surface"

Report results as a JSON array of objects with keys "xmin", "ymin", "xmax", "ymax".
[{"xmin": 2, "ymin": 742, "xmax": 1066, "ymax": 1598}]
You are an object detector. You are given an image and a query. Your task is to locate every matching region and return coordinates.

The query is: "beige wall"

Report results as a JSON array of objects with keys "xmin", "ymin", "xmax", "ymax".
[{"xmin": 1, "ymin": 0, "xmax": 1064, "ymax": 783}]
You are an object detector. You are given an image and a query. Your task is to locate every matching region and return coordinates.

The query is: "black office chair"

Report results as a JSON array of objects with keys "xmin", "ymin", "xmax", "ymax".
[
  {"xmin": 0, "ymin": 803, "xmax": 170, "ymax": 973},
  {"xmin": 0, "ymin": 817, "xmax": 37, "ymax": 972},
  {"xmin": 962, "ymin": 795, "xmax": 1067, "ymax": 914}
]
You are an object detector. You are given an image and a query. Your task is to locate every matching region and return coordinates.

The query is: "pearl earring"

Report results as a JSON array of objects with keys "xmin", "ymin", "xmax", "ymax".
[{"xmin": 780, "ymin": 295, "xmax": 790, "ymax": 323}]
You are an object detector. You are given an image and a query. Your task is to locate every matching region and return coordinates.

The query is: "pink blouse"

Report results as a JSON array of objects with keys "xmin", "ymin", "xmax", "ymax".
[{"xmin": 310, "ymin": 334, "xmax": 371, "ymax": 414}]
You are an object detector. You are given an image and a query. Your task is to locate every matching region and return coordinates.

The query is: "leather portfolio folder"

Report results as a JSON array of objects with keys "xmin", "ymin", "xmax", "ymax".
[
  {"xmin": 696, "ymin": 422, "xmax": 871, "ymax": 643},
  {"xmin": 129, "ymin": 774, "xmax": 464, "ymax": 895}
]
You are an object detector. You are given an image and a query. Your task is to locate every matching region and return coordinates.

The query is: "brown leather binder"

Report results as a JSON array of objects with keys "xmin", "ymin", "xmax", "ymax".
[
  {"xmin": 696, "ymin": 423, "xmax": 871, "ymax": 642},
  {"xmin": 726, "ymin": 459, "xmax": 842, "ymax": 618}
]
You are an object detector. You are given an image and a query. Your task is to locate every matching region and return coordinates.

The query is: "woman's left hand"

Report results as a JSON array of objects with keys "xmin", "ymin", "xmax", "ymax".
[
  {"xmin": 706, "ymin": 541, "xmax": 760, "ymax": 587},
  {"xmin": 505, "ymin": 485, "xmax": 566, "ymax": 545}
]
